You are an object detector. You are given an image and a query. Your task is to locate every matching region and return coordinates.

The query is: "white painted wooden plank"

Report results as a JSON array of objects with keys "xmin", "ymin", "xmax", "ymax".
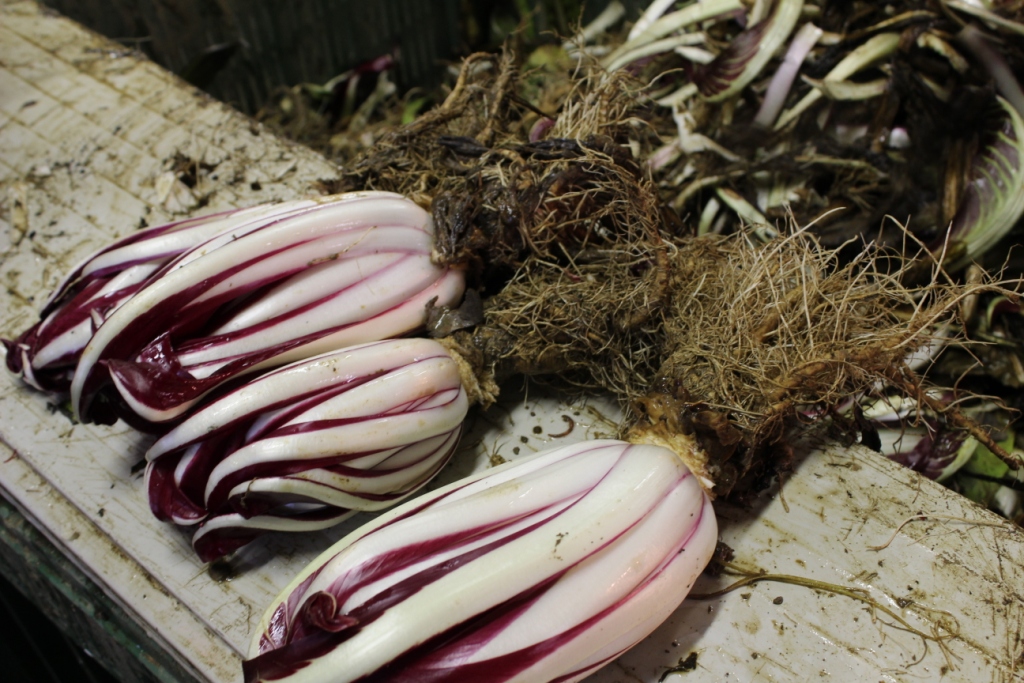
[
  {"xmin": 0, "ymin": 437, "xmax": 234, "ymax": 681},
  {"xmin": 0, "ymin": 3, "xmax": 1022, "ymax": 683},
  {"xmin": 0, "ymin": 2, "xmax": 341, "ymax": 680},
  {"xmin": 0, "ymin": 117, "xmax": 151, "ymax": 238}
]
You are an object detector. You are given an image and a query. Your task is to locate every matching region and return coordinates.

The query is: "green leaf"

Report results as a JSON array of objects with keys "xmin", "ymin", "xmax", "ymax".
[
  {"xmin": 957, "ymin": 432, "xmax": 1014, "ymax": 506},
  {"xmin": 945, "ymin": 97, "xmax": 1024, "ymax": 271},
  {"xmin": 401, "ymin": 98, "xmax": 428, "ymax": 125}
]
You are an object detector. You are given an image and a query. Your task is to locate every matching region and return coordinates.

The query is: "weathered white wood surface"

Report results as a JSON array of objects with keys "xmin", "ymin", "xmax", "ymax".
[
  {"xmin": 1, "ymin": 2, "xmax": 1022, "ymax": 683},
  {"xmin": 0, "ymin": 2, "xmax": 344, "ymax": 680}
]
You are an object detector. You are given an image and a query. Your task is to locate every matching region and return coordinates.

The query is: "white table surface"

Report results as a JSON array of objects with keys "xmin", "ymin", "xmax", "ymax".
[{"xmin": 1, "ymin": 2, "xmax": 1022, "ymax": 682}]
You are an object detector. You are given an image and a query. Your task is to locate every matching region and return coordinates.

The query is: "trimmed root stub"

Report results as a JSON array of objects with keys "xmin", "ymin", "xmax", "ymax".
[{"xmin": 448, "ymin": 229, "xmax": 1018, "ymax": 500}]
